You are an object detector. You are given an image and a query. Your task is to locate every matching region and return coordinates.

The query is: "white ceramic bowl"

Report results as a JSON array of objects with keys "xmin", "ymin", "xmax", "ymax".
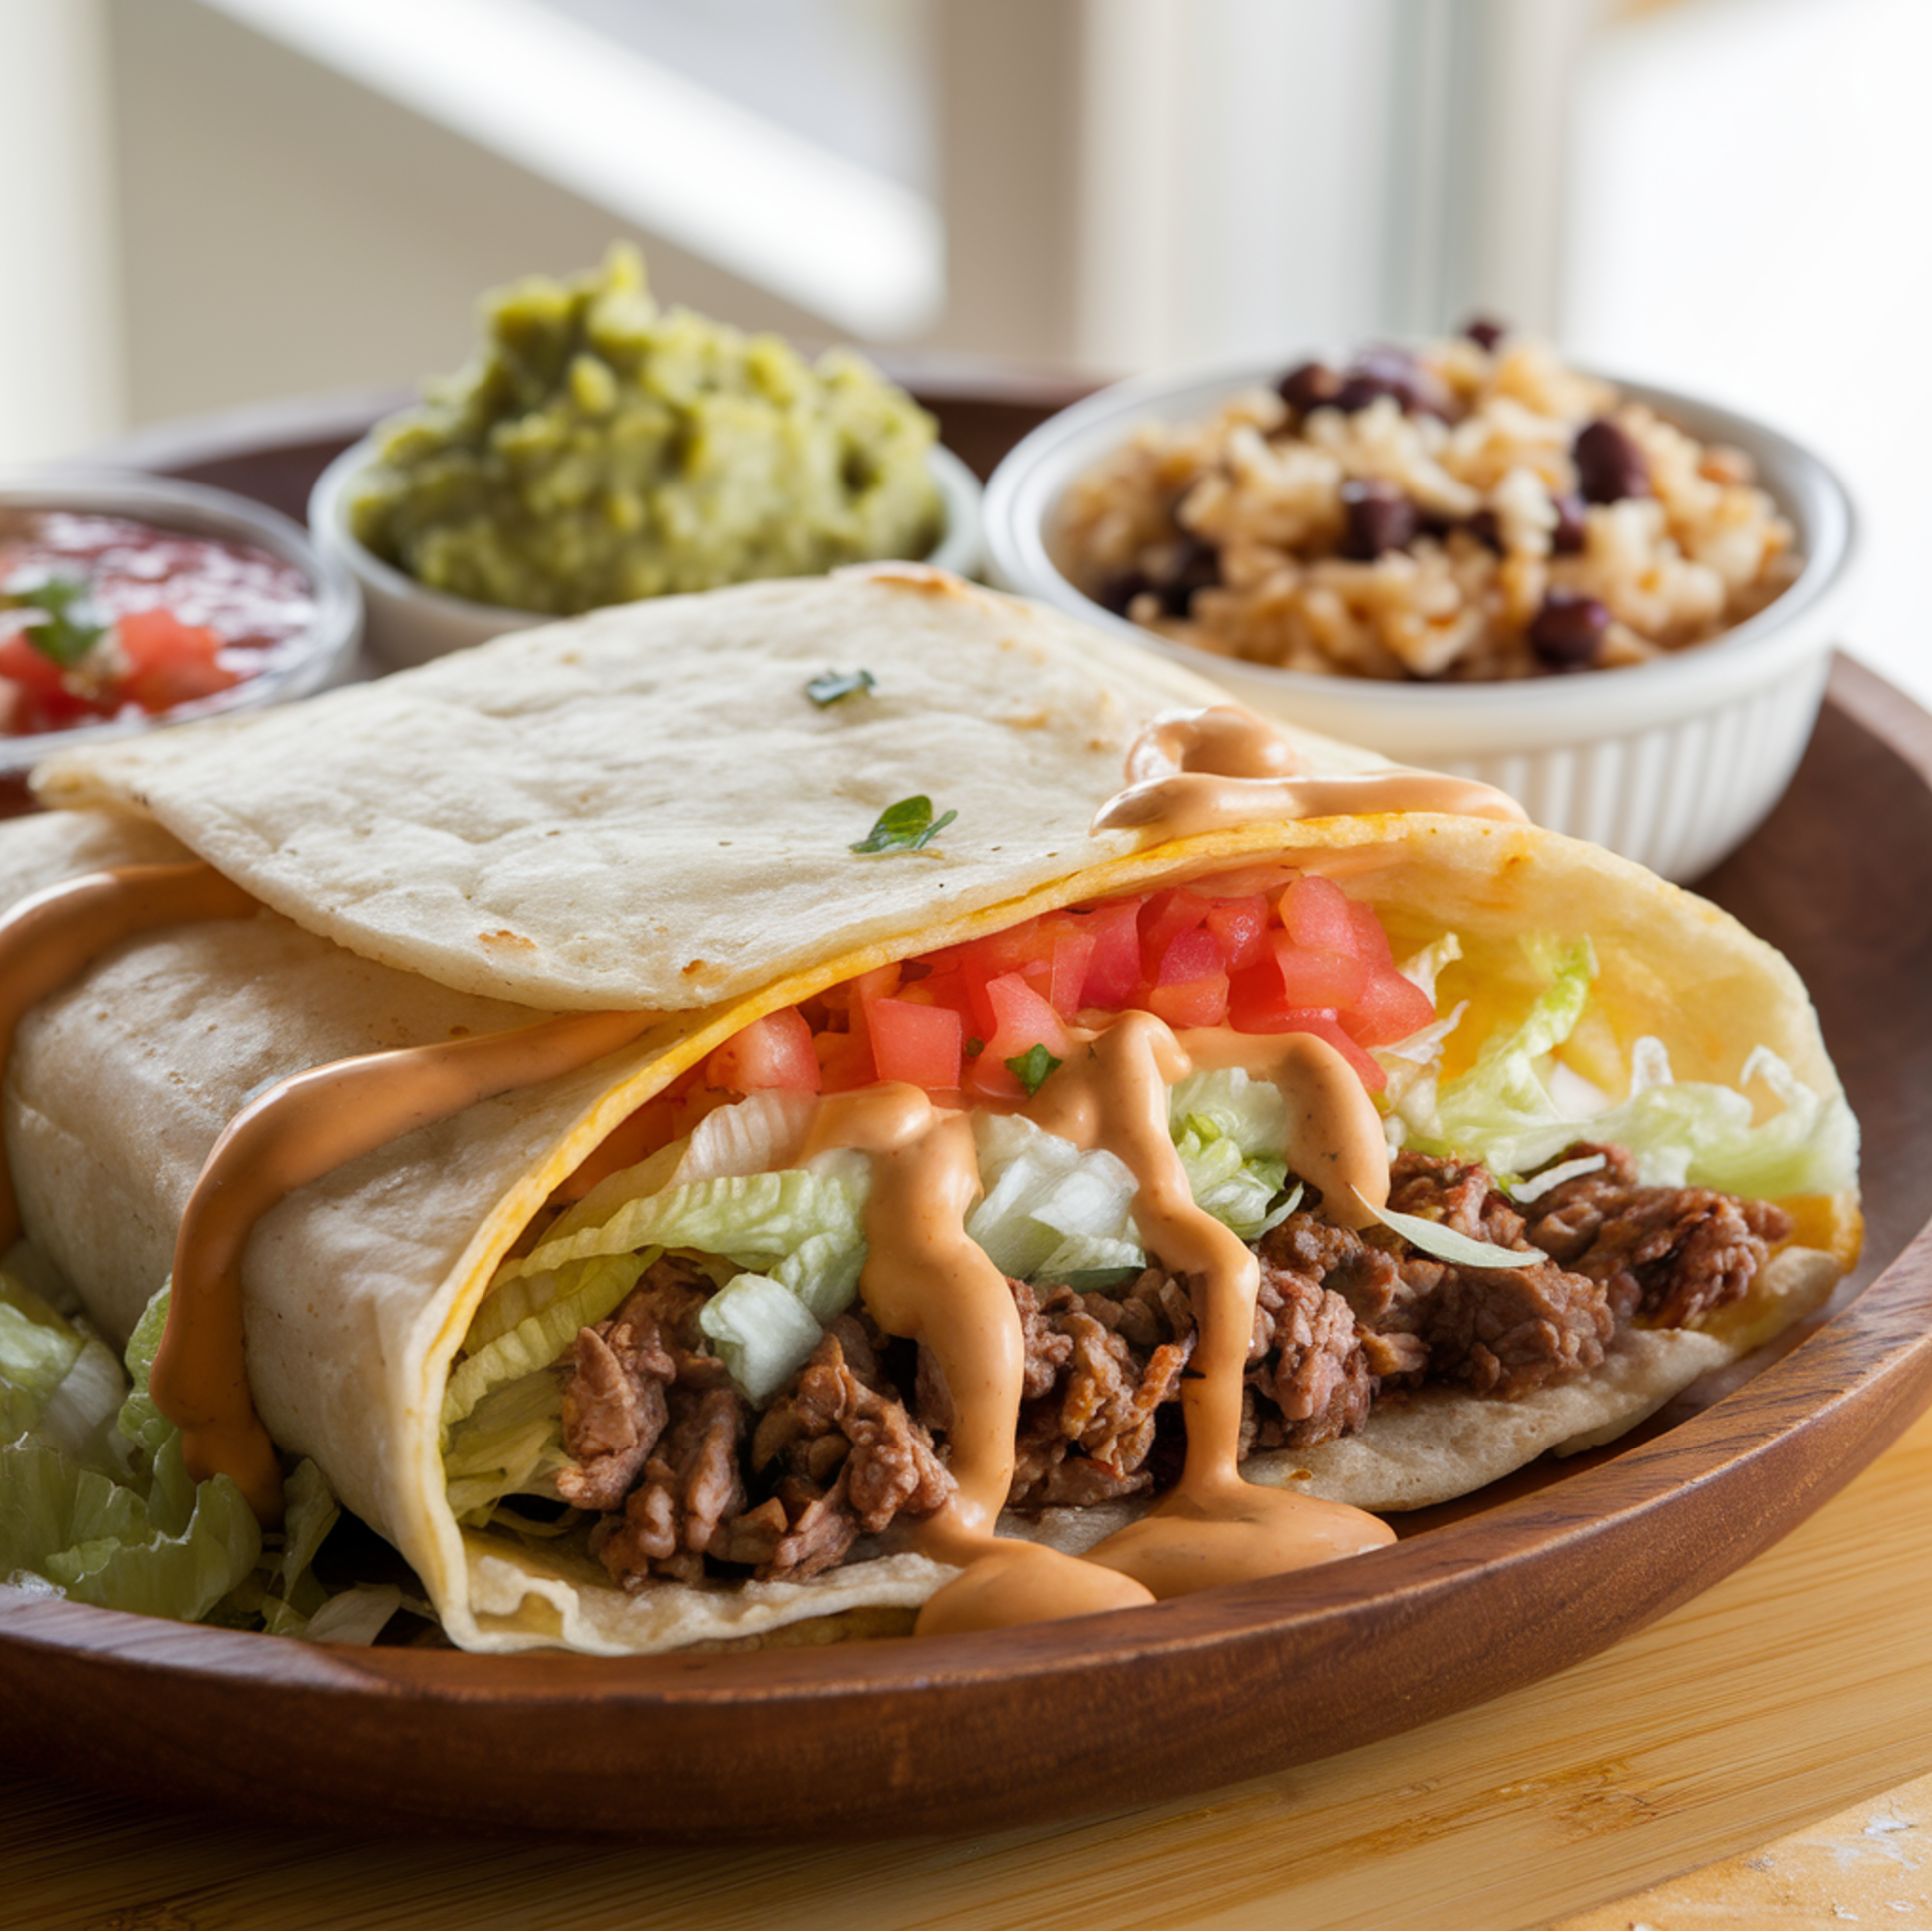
[
  {"xmin": 983, "ymin": 360, "xmax": 1859, "ymax": 881},
  {"xmin": 311, "ymin": 438, "xmax": 986, "ymax": 671},
  {"xmin": 0, "ymin": 471, "xmax": 362, "ymax": 782}
]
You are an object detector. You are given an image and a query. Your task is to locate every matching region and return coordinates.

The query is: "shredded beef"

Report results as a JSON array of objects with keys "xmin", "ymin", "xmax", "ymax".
[
  {"xmin": 1003, "ymin": 1278, "xmax": 1194, "ymax": 1510},
  {"xmin": 1248, "ymin": 1261, "xmax": 1374, "ymax": 1446},
  {"xmin": 1519, "ymin": 1142, "xmax": 1790, "ymax": 1327},
  {"xmin": 553, "ymin": 1139, "xmax": 1790, "ymax": 1587},
  {"xmin": 555, "ymin": 1254, "xmax": 714, "ymax": 1511},
  {"xmin": 1263, "ymin": 1152, "xmax": 1618, "ymax": 1399},
  {"xmin": 748, "ymin": 1321, "xmax": 955, "ymax": 1580},
  {"xmin": 593, "ymin": 1384, "xmax": 749, "ymax": 1587}
]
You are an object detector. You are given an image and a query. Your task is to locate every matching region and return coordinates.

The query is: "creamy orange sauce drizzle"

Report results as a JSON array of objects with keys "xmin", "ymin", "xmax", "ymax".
[
  {"xmin": 0, "ymin": 863, "xmax": 258, "ymax": 1249},
  {"xmin": 0, "ymin": 857, "xmax": 662, "ymax": 1527},
  {"xmin": 1092, "ymin": 704, "xmax": 1527, "ymax": 838},
  {"xmin": 0, "ymin": 837, "xmax": 1406, "ymax": 1632},
  {"xmin": 801, "ymin": 1013, "xmax": 1397, "ymax": 1634},
  {"xmin": 159, "ymin": 1006, "xmax": 660, "ymax": 1523}
]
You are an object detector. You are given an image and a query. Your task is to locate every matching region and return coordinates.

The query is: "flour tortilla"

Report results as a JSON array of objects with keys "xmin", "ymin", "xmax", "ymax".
[{"xmin": 2, "ymin": 573, "xmax": 1858, "ymax": 1653}]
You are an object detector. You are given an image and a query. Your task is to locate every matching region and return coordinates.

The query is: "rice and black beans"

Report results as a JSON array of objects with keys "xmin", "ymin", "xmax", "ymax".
[{"xmin": 1053, "ymin": 323, "xmax": 1799, "ymax": 681}]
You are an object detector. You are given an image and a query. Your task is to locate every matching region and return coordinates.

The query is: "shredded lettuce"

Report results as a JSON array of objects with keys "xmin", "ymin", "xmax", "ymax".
[
  {"xmin": 698, "ymin": 1272, "xmax": 826, "ymax": 1403},
  {"xmin": 1352, "ymin": 1189, "xmax": 1543, "ymax": 1270},
  {"xmin": 1167, "ymin": 1069, "xmax": 1296, "ymax": 1241},
  {"xmin": 968, "ymin": 1114, "xmax": 1141, "ymax": 1282},
  {"xmin": 2, "ymin": 1265, "xmax": 397, "ymax": 1641},
  {"xmin": 498, "ymin": 1160, "xmax": 871, "ymax": 1293},
  {"xmin": 444, "ymin": 1251, "xmax": 650, "ymax": 1429},
  {"xmin": 1410, "ymin": 937, "xmax": 1858, "ymax": 1194},
  {"xmin": 443, "ymin": 1367, "xmax": 574, "ymax": 1521}
]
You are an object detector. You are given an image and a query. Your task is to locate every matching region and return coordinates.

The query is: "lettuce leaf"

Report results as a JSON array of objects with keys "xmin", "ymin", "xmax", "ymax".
[
  {"xmin": 967, "ymin": 1113, "xmax": 1141, "ymax": 1282},
  {"xmin": 1411, "ymin": 937, "xmax": 1858, "ymax": 1194},
  {"xmin": 1167, "ymin": 1069, "xmax": 1296, "ymax": 1241},
  {"xmin": 444, "ymin": 1251, "xmax": 650, "ymax": 1429},
  {"xmin": 1, "ymin": 1435, "xmax": 260, "ymax": 1620},
  {"xmin": 2, "ymin": 1268, "xmax": 389, "ymax": 1639}
]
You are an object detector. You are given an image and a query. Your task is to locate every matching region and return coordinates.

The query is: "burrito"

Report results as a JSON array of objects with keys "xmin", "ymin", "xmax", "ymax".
[{"xmin": 0, "ymin": 569, "xmax": 1859, "ymax": 1651}]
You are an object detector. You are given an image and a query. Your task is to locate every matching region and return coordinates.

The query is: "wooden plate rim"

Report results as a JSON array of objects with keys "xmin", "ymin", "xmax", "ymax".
[{"xmin": 4, "ymin": 654, "xmax": 1930, "ymax": 1838}]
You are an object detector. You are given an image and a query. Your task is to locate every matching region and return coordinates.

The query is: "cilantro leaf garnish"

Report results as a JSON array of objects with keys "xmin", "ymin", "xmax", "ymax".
[
  {"xmin": 1006, "ymin": 1043, "xmax": 1062, "ymax": 1096},
  {"xmin": 2, "ymin": 573, "xmax": 106, "ymax": 669},
  {"xmin": 807, "ymin": 668, "xmax": 876, "ymax": 707},
  {"xmin": 850, "ymin": 795, "xmax": 956, "ymax": 856}
]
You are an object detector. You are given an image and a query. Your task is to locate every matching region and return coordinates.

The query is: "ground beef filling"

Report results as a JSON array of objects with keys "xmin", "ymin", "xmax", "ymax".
[{"xmin": 555, "ymin": 1142, "xmax": 1789, "ymax": 1592}]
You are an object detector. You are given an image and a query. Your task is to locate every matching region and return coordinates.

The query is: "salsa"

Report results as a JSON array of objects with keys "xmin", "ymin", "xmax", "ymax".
[{"xmin": 0, "ymin": 511, "xmax": 317, "ymax": 736}]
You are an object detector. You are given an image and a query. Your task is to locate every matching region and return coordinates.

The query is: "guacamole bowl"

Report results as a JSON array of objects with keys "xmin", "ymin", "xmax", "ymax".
[{"xmin": 310, "ymin": 438, "xmax": 984, "ymax": 669}]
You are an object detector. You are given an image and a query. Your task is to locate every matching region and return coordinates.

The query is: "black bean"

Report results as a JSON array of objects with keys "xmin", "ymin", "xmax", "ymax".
[
  {"xmin": 1573, "ymin": 419, "xmax": 1651, "ymax": 505},
  {"xmin": 1331, "ymin": 371, "xmax": 1395, "ymax": 414},
  {"xmin": 1277, "ymin": 361, "xmax": 1343, "ymax": 415},
  {"xmin": 1320, "ymin": 346, "xmax": 1452, "ymax": 421},
  {"xmin": 1463, "ymin": 315, "xmax": 1507, "ymax": 353},
  {"xmin": 1157, "ymin": 537, "xmax": 1222, "ymax": 616},
  {"xmin": 1529, "ymin": 589, "xmax": 1610, "ymax": 669},
  {"xmin": 1097, "ymin": 570, "xmax": 1153, "ymax": 617},
  {"xmin": 1339, "ymin": 479, "xmax": 1419, "ymax": 560},
  {"xmin": 1550, "ymin": 490, "xmax": 1588, "ymax": 555}
]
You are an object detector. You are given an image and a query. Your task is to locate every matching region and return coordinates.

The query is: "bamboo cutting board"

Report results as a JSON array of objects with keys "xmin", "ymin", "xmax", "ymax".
[{"xmin": 4, "ymin": 1400, "xmax": 1928, "ymax": 1931}]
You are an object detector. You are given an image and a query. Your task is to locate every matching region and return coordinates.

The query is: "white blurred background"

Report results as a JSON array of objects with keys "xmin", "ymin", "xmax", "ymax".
[{"xmin": 2, "ymin": 0, "xmax": 1924, "ymax": 703}]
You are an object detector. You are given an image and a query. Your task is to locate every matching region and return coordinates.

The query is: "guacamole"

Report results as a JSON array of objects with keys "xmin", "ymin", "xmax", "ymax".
[{"xmin": 347, "ymin": 246, "xmax": 944, "ymax": 616}]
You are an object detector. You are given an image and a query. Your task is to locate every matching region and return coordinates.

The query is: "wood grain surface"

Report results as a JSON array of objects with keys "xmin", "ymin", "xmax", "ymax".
[{"xmin": 5, "ymin": 1396, "xmax": 1927, "ymax": 1931}]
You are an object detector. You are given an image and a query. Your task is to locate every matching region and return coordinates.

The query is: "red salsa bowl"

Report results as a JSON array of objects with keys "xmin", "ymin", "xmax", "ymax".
[{"xmin": 0, "ymin": 473, "xmax": 361, "ymax": 799}]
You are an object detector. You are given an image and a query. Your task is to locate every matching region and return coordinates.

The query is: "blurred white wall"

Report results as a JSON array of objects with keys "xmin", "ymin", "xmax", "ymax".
[
  {"xmin": 109, "ymin": 0, "xmax": 836, "ymax": 430},
  {"xmin": 1564, "ymin": 0, "xmax": 1932, "ymax": 707},
  {"xmin": 0, "ymin": 0, "xmax": 122, "ymax": 465}
]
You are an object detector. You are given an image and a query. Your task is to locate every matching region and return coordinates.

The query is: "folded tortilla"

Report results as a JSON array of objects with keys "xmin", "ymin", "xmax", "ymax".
[{"xmin": 1, "ymin": 570, "xmax": 1859, "ymax": 1652}]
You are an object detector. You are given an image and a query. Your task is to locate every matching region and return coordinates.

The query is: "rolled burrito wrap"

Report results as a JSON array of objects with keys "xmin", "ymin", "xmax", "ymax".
[{"xmin": 1, "ymin": 572, "xmax": 1859, "ymax": 1652}]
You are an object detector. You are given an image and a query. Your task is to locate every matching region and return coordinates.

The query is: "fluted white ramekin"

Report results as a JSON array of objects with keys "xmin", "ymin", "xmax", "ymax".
[{"xmin": 983, "ymin": 362, "xmax": 1858, "ymax": 881}]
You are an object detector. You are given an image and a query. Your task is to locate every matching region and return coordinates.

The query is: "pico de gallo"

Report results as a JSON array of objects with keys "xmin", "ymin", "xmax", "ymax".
[
  {"xmin": 558, "ymin": 870, "xmax": 1436, "ymax": 1201},
  {"xmin": 0, "ymin": 511, "xmax": 317, "ymax": 737}
]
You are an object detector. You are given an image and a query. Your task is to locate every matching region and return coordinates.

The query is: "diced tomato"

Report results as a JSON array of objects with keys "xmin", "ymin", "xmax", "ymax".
[
  {"xmin": 984, "ymin": 972, "xmax": 1070, "ymax": 1056},
  {"xmin": 1346, "ymin": 898, "xmax": 1395, "ymax": 969},
  {"xmin": 866, "ymin": 995, "xmax": 964, "ymax": 1091},
  {"xmin": 1204, "ymin": 895, "xmax": 1269, "ymax": 969},
  {"xmin": 0, "ymin": 632, "xmax": 69, "ymax": 703},
  {"xmin": 0, "ymin": 632, "xmax": 92, "ymax": 729},
  {"xmin": 1046, "ymin": 923, "xmax": 1098, "ymax": 1018},
  {"xmin": 1144, "ymin": 972, "xmax": 1229, "ymax": 1029},
  {"xmin": 704, "ymin": 1006, "xmax": 821, "ymax": 1093},
  {"xmin": 965, "ymin": 971, "xmax": 1071, "ymax": 1098},
  {"xmin": 1270, "ymin": 935, "xmax": 1368, "ymax": 1009},
  {"xmin": 1154, "ymin": 923, "xmax": 1225, "ymax": 987},
  {"xmin": 1280, "ymin": 875, "xmax": 1361, "ymax": 956},
  {"xmin": 1076, "ymin": 898, "xmax": 1143, "ymax": 1009},
  {"xmin": 817, "ymin": 1029, "xmax": 878, "ymax": 1093},
  {"xmin": 117, "ymin": 608, "xmax": 239, "ymax": 713},
  {"xmin": 1341, "ymin": 965, "xmax": 1437, "ymax": 1047},
  {"xmin": 1138, "ymin": 889, "xmax": 1211, "ymax": 978},
  {"xmin": 1227, "ymin": 955, "xmax": 1329, "ymax": 1032}
]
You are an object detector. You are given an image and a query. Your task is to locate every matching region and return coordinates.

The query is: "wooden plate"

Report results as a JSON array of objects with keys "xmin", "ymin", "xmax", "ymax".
[{"xmin": 3, "ymin": 403, "xmax": 1930, "ymax": 1845}]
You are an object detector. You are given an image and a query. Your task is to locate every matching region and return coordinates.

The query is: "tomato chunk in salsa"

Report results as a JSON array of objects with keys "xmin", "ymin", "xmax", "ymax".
[{"xmin": 0, "ymin": 511, "xmax": 317, "ymax": 736}]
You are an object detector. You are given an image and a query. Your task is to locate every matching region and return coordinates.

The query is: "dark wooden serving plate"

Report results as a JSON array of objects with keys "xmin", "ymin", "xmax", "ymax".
[{"xmin": 2, "ymin": 391, "xmax": 1930, "ymax": 1844}]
